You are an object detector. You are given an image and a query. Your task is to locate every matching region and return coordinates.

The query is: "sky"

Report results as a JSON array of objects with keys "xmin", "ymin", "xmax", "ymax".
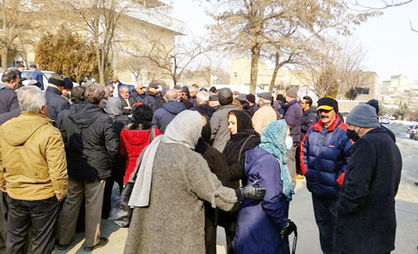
[{"xmin": 171, "ymin": 0, "xmax": 418, "ymax": 82}]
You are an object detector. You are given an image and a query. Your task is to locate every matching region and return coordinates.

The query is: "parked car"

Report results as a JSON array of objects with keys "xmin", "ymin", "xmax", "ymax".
[
  {"xmin": 409, "ymin": 125, "xmax": 418, "ymax": 140},
  {"xmin": 407, "ymin": 125, "xmax": 414, "ymax": 134},
  {"xmin": 380, "ymin": 116, "xmax": 390, "ymax": 124}
]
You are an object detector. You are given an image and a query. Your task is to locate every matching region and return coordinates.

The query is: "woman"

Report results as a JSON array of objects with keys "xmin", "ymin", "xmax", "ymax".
[
  {"xmin": 124, "ymin": 110, "xmax": 264, "ymax": 254},
  {"xmin": 120, "ymin": 104, "xmax": 161, "ymax": 184},
  {"xmin": 220, "ymin": 110, "xmax": 260, "ymax": 252},
  {"xmin": 233, "ymin": 120, "xmax": 295, "ymax": 254}
]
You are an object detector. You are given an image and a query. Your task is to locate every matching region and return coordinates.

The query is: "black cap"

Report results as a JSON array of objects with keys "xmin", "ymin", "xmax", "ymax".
[
  {"xmin": 246, "ymin": 93, "xmax": 255, "ymax": 103},
  {"xmin": 317, "ymin": 97, "xmax": 339, "ymax": 113},
  {"xmin": 148, "ymin": 83, "xmax": 159, "ymax": 88}
]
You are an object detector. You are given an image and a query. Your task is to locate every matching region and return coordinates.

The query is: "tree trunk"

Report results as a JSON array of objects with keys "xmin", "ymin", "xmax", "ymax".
[
  {"xmin": 1, "ymin": 47, "xmax": 7, "ymax": 71},
  {"xmin": 269, "ymin": 52, "xmax": 280, "ymax": 93},
  {"xmin": 96, "ymin": 46, "xmax": 105, "ymax": 85},
  {"xmin": 250, "ymin": 45, "xmax": 260, "ymax": 94}
]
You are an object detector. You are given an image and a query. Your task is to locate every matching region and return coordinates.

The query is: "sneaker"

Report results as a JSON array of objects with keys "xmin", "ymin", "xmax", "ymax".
[
  {"xmin": 83, "ymin": 237, "xmax": 109, "ymax": 252},
  {"xmin": 296, "ymin": 174, "xmax": 305, "ymax": 179}
]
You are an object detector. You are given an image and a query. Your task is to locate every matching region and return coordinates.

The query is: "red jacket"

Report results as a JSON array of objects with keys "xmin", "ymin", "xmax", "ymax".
[{"xmin": 120, "ymin": 127, "xmax": 162, "ymax": 184}]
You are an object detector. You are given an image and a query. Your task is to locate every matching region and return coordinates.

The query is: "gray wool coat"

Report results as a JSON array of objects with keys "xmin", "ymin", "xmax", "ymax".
[
  {"xmin": 123, "ymin": 143, "xmax": 237, "ymax": 254},
  {"xmin": 210, "ymin": 104, "xmax": 237, "ymax": 152}
]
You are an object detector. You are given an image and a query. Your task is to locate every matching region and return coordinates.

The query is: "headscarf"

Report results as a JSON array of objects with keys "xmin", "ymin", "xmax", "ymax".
[
  {"xmin": 106, "ymin": 97, "xmax": 123, "ymax": 117},
  {"xmin": 258, "ymin": 120, "xmax": 294, "ymax": 199},
  {"xmin": 162, "ymin": 110, "xmax": 203, "ymax": 149}
]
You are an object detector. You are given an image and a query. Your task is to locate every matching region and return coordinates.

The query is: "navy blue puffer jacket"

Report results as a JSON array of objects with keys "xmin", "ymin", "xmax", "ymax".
[{"xmin": 301, "ymin": 115, "xmax": 352, "ymax": 199}]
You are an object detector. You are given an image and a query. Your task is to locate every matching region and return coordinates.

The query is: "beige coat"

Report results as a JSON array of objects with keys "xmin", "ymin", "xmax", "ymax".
[
  {"xmin": 124, "ymin": 143, "xmax": 237, "ymax": 254},
  {"xmin": 252, "ymin": 105, "xmax": 278, "ymax": 134},
  {"xmin": 0, "ymin": 112, "xmax": 67, "ymax": 201}
]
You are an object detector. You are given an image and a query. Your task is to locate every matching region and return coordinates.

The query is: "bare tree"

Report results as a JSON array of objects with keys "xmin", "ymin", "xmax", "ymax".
[
  {"xmin": 346, "ymin": 0, "xmax": 414, "ymax": 10},
  {"xmin": 206, "ymin": 0, "xmax": 374, "ymax": 94},
  {"xmin": 143, "ymin": 38, "xmax": 204, "ymax": 86},
  {"xmin": 299, "ymin": 40, "xmax": 368, "ymax": 98}
]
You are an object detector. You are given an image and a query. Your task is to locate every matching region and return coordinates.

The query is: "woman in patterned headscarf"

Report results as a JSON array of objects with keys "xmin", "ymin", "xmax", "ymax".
[{"xmin": 233, "ymin": 119, "xmax": 295, "ymax": 254}]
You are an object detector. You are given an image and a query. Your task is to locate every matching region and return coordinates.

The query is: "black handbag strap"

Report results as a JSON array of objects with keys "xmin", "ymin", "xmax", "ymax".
[{"xmin": 237, "ymin": 134, "xmax": 255, "ymax": 164}]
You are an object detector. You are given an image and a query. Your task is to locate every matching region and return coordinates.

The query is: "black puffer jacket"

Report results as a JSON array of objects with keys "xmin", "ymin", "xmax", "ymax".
[
  {"xmin": 59, "ymin": 102, "xmax": 119, "ymax": 180},
  {"xmin": 0, "ymin": 83, "xmax": 18, "ymax": 115},
  {"xmin": 45, "ymin": 87, "xmax": 70, "ymax": 120}
]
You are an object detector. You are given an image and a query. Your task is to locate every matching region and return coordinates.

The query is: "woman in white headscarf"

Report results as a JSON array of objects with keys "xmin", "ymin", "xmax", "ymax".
[{"xmin": 124, "ymin": 110, "xmax": 264, "ymax": 254}]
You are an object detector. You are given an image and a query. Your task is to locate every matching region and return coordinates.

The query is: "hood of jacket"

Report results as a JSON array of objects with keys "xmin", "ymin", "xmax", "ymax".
[
  {"xmin": 162, "ymin": 101, "xmax": 186, "ymax": 115},
  {"xmin": 68, "ymin": 102, "xmax": 103, "ymax": 128},
  {"xmin": 0, "ymin": 112, "xmax": 52, "ymax": 146}
]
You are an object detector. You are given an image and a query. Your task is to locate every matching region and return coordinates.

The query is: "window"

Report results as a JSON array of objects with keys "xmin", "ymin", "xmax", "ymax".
[{"xmin": 355, "ymin": 87, "xmax": 369, "ymax": 95}]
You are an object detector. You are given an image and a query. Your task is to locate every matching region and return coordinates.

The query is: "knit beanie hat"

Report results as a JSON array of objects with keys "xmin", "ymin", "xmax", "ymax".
[
  {"xmin": 346, "ymin": 104, "xmax": 380, "ymax": 128},
  {"xmin": 246, "ymin": 93, "xmax": 255, "ymax": 103},
  {"xmin": 131, "ymin": 104, "xmax": 153, "ymax": 124}
]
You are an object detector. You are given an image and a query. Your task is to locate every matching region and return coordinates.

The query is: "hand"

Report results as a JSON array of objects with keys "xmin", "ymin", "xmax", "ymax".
[
  {"xmin": 280, "ymin": 219, "xmax": 297, "ymax": 238},
  {"xmin": 237, "ymin": 179, "xmax": 266, "ymax": 200}
]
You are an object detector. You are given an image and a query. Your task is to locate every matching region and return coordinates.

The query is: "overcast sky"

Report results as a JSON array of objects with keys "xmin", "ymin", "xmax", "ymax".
[{"xmin": 171, "ymin": 0, "xmax": 418, "ymax": 82}]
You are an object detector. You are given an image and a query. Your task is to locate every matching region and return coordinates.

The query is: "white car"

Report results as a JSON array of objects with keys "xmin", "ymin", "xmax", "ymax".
[{"xmin": 380, "ymin": 117, "xmax": 390, "ymax": 124}]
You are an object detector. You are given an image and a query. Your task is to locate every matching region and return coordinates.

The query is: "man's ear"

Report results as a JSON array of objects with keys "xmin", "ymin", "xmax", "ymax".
[{"xmin": 39, "ymin": 105, "xmax": 47, "ymax": 116}]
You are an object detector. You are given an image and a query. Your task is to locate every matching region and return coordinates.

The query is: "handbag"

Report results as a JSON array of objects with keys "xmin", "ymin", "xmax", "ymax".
[{"xmin": 112, "ymin": 127, "xmax": 156, "ymax": 227}]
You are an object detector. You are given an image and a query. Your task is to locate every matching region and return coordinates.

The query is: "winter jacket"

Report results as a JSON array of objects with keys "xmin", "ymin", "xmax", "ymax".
[
  {"xmin": 129, "ymin": 90, "xmax": 149, "ymax": 106},
  {"xmin": 252, "ymin": 105, "xmax": 277, "ymax": 134},
  {"xmin": 233, "ymin": 148, "xmax": 290, "ymax": 254},
  {"xmin": 120, "ymin": 127, "xmax": 162, "ymax": 184},
  {"xmin": 301, "ymin": 115, "xmax": 352, "ymax": 199},
  {"xmin": 0, "ymin": 112, "xmax": 67, "ymax": 201},
  {"xmin": 0, "ymin": 83, "xmax": 19, "ymax": 115},
  {"xmin": 336, "ymin": 128, "xmax": 402, "ymax": 254},
  {"xmin": 30, "ymin": 68, "xmax": 44, "ymax": 90},
  {"xmin": 45, "ymin": 87, "xmax": 70, "ymax": 121},
  {"xmin": 59, "ymin": 102, "xmax": 119, "ymax": 180},
  {"xmin": 301, "ymin": 106, "xmax": 318, "ymax": 137},
  {"xmin": 151, "ymin": 101, "xmax": 186, "ymax": 133},
  {"xmin": 123, "ymin": 143, "xmax": 237, "ymax": 254},
  {"xmin": 210, "ymin": 104, "xmax": 238, "ymax": 152},
  {"xmin": 284, "ymin": 99, "xmax": 303, "ymax": 143},
  {"xmin": 192, "ymin": 104, "xmax": 216, "ymax": 119},
  {"xmin": 0, "ymin": 109, "xmax": 19, "ymax": 126}
]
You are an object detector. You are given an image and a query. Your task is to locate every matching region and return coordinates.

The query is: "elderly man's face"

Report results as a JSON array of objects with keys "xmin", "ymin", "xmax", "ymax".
[
  {"xmin": 120, "ymin": 88, "xmax": 130, "ymax": 99},
  {"xmin": 148, "ymin": 87, "xmax": 157, "ymax": 95},
  {"xmin": 319, "ymin": 109, "xmax": 336, "ymax": 127},
  {"xmin": 135, "ymin": 85, "xmax": 145, "ymax": 95}
]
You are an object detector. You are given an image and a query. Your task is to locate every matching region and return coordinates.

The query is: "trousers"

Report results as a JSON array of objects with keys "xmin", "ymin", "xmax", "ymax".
[
  {"xmin": 57, "ymin": 178, "xmax": 105, "ymax": 247},
  {"xmin": 6, "ymin": 196, "xmax": 61, "ymax": 254},
  {"xmin": 312, "ymin": 194, "xmax": 338, "ymax": 254}
]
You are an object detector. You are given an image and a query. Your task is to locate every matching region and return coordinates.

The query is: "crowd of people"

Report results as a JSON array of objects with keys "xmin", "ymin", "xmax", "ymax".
[{"xmin": 0, "ymin": 67, "xmax": 403, "ymax": 254}]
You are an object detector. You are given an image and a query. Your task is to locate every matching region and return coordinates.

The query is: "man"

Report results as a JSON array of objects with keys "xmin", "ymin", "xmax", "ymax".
[
  {"xmin": 15, "ymin": 64, "xmax": 25, "ymax": 84},
  {"xmin": 129, "ymin": 82, "xmax": 149, "ymax": 106},
  {"xmin": 189, "ymin": 86, "xmax": 199, "ymax": 107},
  {"xmin": 208, "ymin": 94, "xmax": 220, "ymax": 109},
  {"xmin": 45, "ymin": 74, "xmax": 70, "ymax": 120},
  {"xmin": 252, "ymin": 92, "xmax": 277, "ymax": 134},
  {"xmin": 0, "ymin": 86, "xmax": 67, "ymax": 253},
  {"xmin": 283, "ymin": 88, "xmax": 303, "ymax": 186},
  {"xmin": 108, "ymin": 76, "xmax": 124, "ymax": 97},
  {"xmin": 300, "ymin": 97, "xmax": 352, "ymax": 254},
  {"xmin": 29, "ymin": 64, "xmax": 44, "ymax": 90},
  {"xmin": 152, "ymin": 89, "xmax": 185, "ymax": 133},
  {"xmin": 62, "ymin": 77, "xmax": 74, "ymax": 101},
  {"xmin": 210, "ymin": 88, "xmax": 236, "ymax": 152},
  {"xmin": 245, "ymin": 93, "xmax": 258, "ymax": 116},
  {"xmin": 0, "ymin": 71, "xmax": 20, "ymax": 126},
  {"xmin": 336, "ymin": 104, "xmax": 402, "ymax": 254},
  {"xmin": 105, "ymin": 84, "xmax": 114, "ymax": 97},
  {"xmin": 119, "ymin": 85, "xmax": 132, "ymax": 115},
  {"xmin": 192, "ymin": 90, "xmax": 215, "ymax": 119},
  {"xmin": 298, "ymin": 96, "xmax": 318, "ymax": 178},
  {"xmin": 57, "ymin": 83, "xmax": 118, "ymax": 251},
  {"xmin": 146, "ymin": 83, "xmax": 159, "ymax": 107}
]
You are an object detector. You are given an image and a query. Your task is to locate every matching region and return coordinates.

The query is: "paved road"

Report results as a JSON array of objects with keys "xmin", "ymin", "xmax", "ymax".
[{"xmin": 57, "ymin": 122, "xmax": 418, "ymax": 253}]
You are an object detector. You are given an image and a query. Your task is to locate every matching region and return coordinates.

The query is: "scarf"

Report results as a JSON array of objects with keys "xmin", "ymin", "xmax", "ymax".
[{"xmin": 258, "ymin": 120, "xmax": 295, "ymax": 199}]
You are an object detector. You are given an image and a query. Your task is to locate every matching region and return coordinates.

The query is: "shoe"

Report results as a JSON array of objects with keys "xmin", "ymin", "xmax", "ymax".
[
  {"xmin": 56, "ymin": 243, "xmax": 69, "ymax": 250},
  {"xmin": 83, "ymin": 237, "xmax": 108, "ymax": 252},
  {"xmin": 296, "ymin": 174, "xmax": 305, "ymax": 179}
]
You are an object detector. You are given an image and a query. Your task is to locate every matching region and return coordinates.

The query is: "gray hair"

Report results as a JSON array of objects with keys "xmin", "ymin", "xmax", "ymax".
[
  {"xmin": 196, "ymin": 91, "xmax": 209, "ymax": 104},
  {"xmin": 17, "ymin": 86, "xmax": 46, "ymax": 113},
  {"xmin": 165, "ymin": 89, "xmax": 178, "ymax": 101},
  {"xmin": 85, "ymin": 83, "xmax": 105, "ymax": 105}
]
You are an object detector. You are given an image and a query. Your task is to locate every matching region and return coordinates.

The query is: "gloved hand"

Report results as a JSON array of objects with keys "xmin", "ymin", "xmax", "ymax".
[
  {"xmin": 280, "ymin": 219, "xmax": 297, "ymax": 238},
  {"xmin": 236, "ymin": 180, "xmax": 266, "ymax": 200}
]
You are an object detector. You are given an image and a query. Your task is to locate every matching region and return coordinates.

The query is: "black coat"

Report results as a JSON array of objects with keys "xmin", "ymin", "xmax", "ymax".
[
  {"xmin": 59, "ymin": 102, "xmax": 119, "ymax": 180},
  {"xmin": 301, "ymin": 106, "xmax": 318, "ymax": 137},
  {"xmin": 336, "ymin": 127, "xmax": 402, "ymax": 254},
  {"xmin": 45, "ymin": 87, "xmax": 70, "ymax": 120},
  {"xmin": 0, "ymin": 83, "xmax": 18, "ymax": 115},
  {"xmin": 120, "ymin": 97, "xmax": 132, "ymax": 115}
]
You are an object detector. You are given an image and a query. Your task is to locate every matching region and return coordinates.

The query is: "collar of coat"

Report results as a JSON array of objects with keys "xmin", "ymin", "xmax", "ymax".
[{"xmin": 311, "ymin": 114, "xmax": 347, "ymax": 132}]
